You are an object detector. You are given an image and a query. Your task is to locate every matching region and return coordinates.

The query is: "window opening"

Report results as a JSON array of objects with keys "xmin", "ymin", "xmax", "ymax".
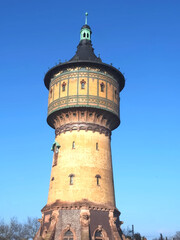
[
  {"xmin": 72, "ymin": 141, "xmax": 75, "ymax": 149},
  {"xmin": 115, "ymin": 90, "xmax": 118, "ymax": 99},
  {"xmin": 49, "ymin": 88, "xmax": 53, "ymax": 98},
  {"xmin": 100, "ymin": 82, "xmax": 105, "ymax": 92},
  {"xmin": 62, "ymin": 82, "xmax": 66, "ymax": 92},
  {"xmin": 51, "ymin": 177, "xmax": 54, "ymax": 181},
  {"xmin": 96, "ymin": 143, "xmax": 99, "ymax": 151},
  {"xmin": 51, "ymin": 142, "xmax": 60, "ymax": 167},
  {"xmin": 55, "ymin": 146, "xmax": 59, "ymax": 154},
  {"xmin": 69, "ymin": 174, "xmax": 75, "ymax": 185},
  {"xmin": 53, "ymin": 145, "xmax": 59, "ymax": 166},
  {"xmin": 80, "ymin": 79, "xmax": 86, "ymax": 89},
  {"xmin": 95, "ymin": 175, "xmax": 101, "ymax": 186},
  {"xmin": 81, "ymin": 112, "xmax": 84, "ymax": 117},
  {"xmin": 87, "ymin": 33, "xmax": 89, "ymax": 38},
  {"xmin": 83, "ymin": 32, "xmax": 86, "ymax": 37}
]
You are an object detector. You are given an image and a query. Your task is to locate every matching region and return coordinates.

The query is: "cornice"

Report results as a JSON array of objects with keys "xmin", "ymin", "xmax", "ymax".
[
  {"xmin": 55, "ymin": 122, "xmax": 111, "ymax": 137},
  {"xmin": 41, "ymin": 199, "xmax": 120, "ymax": 215}
]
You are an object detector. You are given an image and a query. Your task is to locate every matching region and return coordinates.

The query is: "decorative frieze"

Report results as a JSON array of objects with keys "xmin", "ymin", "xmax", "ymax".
[
  {"xmin": 50, "ymin": 67, "xmax": 119, "ymax": 89},
  {"xmin": 55, "ymin": 122, "xmax": 111, "ymax": 137},
  {"xmin": 41, "ymin": 199, "xmax": 119, "ymax": 213},
  {"xmin": 48, "ymin": 95, "xmax": 119, "ymax": 118}
]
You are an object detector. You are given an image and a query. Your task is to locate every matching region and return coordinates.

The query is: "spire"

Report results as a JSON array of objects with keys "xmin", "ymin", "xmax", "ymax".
[
  {"xmin": 85, "ymin": 12, "xmax": 88, "ymax": 25},
  {"xmin": 69, "ymin": 13, "xmax": 102, "ymax": 62},
  {"xmin": 80, "ymin": 12, "xmax": 91, "ymax": 41}
]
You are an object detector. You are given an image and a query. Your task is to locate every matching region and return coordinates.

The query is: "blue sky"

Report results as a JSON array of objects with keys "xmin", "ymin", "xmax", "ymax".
[{"xmin": 0, "ymin": 0, "xmax": 180, "ymax": 239}]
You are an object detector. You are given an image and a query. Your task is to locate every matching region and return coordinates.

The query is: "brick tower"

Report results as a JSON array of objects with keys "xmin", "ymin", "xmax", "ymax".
[{"xmin": 34, "ymin": 13, "xmax": 125, "ymax": 240}]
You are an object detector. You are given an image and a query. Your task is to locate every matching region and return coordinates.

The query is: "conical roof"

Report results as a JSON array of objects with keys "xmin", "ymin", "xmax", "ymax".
[{"xmin": 69, "ymin": 39, "xmax": 101, "ymax": 62}]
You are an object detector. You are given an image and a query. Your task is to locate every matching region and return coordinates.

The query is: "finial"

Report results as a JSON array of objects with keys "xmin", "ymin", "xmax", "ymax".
[{"xmin": 85, "ymin": 12, "xmax": 88, "ymax": 25}]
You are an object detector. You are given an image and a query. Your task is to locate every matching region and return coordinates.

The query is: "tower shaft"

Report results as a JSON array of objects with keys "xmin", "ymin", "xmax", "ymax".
[{"xmin": 48, "ymin": 129, "xmax": 115, "ymax": 207}]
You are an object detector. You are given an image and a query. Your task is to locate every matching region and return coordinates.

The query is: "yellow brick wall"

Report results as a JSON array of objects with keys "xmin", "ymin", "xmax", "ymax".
[
  {"xmin": 69, "ymin": 78, "xmax": 77, "ymax": 96},
  {"xmin": 89, "ymin": 78, "xmax": 97, "ymax": 95},
  {"xmin": 54, "ymin": 82, "xmax": 59, "ymax": 100},
  {"xmin": 107, "ymin": 82, "xmax": 113, "ymax": 101},
  {"xmin": 47, "ymin": 130, "xmax": 115, "ymax": 207}
]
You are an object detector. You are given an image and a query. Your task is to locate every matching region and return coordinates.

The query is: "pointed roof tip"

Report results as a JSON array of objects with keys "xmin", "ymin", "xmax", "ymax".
[
  {"xmin": 80, "ymin": 12, "xmax": 91, "ymax": 31},
  {"xmin": 85, "ymin": 12, "xmax": 88, "ymax": 25}
]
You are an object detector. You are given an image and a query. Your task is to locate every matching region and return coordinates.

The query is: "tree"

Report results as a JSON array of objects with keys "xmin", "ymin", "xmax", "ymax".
[
  {"xmin": 0, "ymin": 217, "xmax": 40, "ymax": 240},
  {"xmin": 134, "ymin": 233, "xmax": 141, "ymax": 240},
  {"xmin": 122, "ymin": 227, "xmax": 132, "ymax": 238},
  {"xmin": 174, "ymin": 232, "xmax": 180, "ymax": 240}
]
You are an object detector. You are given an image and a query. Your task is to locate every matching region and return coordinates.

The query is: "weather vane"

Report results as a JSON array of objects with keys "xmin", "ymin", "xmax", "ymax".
[{"xmin": 85, "ymin": 12, "xmax": 88, "ymax": 25}]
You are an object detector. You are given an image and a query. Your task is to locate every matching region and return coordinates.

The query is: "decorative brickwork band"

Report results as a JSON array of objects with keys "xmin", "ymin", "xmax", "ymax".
[{"xmin": 55, "ymin": 122, "xmax": 111, "ymax": 137}]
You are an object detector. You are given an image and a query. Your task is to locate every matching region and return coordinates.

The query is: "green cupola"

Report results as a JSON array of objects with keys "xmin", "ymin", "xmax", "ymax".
[{"xmin": 80, "ymin": 12, "xmax": 92, "ymax": 41}]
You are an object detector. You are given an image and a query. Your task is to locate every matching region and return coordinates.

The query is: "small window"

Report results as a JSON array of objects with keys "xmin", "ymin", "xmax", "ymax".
[
  {"xmin": 81, "ymin": 112, "xmax": 84, "ymax": 117},
  {"xmin": 81, "ymin": 82, "xmax": 85, "ymax": 89},
  {"xmin": 83, "ymin": 32, "xmax": 86, "ymax": 38},
  {"xmin": 72, "ymin": 141, "xmax": 75, "ymax": 149},
  {"xmin": 69, "ymin": 174, "xmax": 75, "ymax": 185},
  {"xmin": 51, "ymin": 177, "xmax": 54, "ymax": 181},
  {"xmin": 115, "ymin": 90, "xmax": 118, "ymax": 99},
  {"xmin": 62, "ymin": 82, "xmax": 66, "ymax": 92},
  {"xmin": 49, "ymin": 88, "xmax": 53, "ymax": 98},
  {"xmin": 53, "ymin": 145, "xmax": 60, "ymax": 167},
  {"xmin": 73, "ymin": 113, "xmax": 76, "ymax": 117},
  {"xmin": 55, "ymin": 147, "xmax": 59, "ymax": 154},
  {"xmin": 63, "ymin": 230, "xmax": 74, "ymax": 240},
  {"xmin": 96, "ymin": 143, "xmax": 99, "ymax": 151},
  {"xmin": 100, "ymin": 82, "xmax": 105, "ymax": 92},
  {"xmin": 87, "ymin": 33, "xmax": 89, "ymax": 38},
  {"xmin": 95, "ymin": 175, "xmax": 101, "ymax": 186},
  {"xmin": 80, "ymin": 79, "xmax": 86, "ymax": 89},
  {"xmin": 66, "ymin": 114, "xmax": 69, "ymax": 118}
]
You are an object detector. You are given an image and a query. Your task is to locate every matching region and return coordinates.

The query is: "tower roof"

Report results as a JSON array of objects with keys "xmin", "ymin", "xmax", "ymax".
[
  {"xmin": 69, "ymin": 13, "xmax": 99, "ymax": 62},
  {"xmin": 69, "ymin": 39, "xmax": 101, "ymax": 62},
  {"xmin": 44, "ymin": 14, "xmax": 125, "ymax": 91}
]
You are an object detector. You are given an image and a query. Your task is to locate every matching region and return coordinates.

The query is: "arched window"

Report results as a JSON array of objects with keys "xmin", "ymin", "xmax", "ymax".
[
  {"xmin": 83, "ymin": 32, "xmax": 86, "ymax": 38},
  {"xmin": 80, "ymin": 79, "xmax": 86, "ymax": 89},
  {"xmin": 95, "ymin": 230, "xmax": 103, "ymax": 240},
  {"xmin": 63, "ymin": 230, "xmax": 74, "ymax": 240},
  {"xmin": 69, "ymin": 174, "xmax": 75, "ymax": 185},
  {"xmin": 87, "ymin": 33, "xmax": 89, "ymax": 38},
  {"xmin": 95, "ymin": 175, "xmax": 101, "ymax": 186},
  {"xmin": 62, "ymin": 82, "xmax": 66, "ymax": 92},
  {"xmin": 100, "ymin": 82, "xmax": 105, "ymax": 92},
  {"xmin": 72, "ymin": 141, "xmax": 75, "ymax": 149}
]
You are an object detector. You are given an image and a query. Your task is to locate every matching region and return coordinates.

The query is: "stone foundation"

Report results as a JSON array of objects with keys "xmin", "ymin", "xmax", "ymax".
[{"xmin": 34, "ymin": 200, "xmax": 124, "ymax": 240}]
